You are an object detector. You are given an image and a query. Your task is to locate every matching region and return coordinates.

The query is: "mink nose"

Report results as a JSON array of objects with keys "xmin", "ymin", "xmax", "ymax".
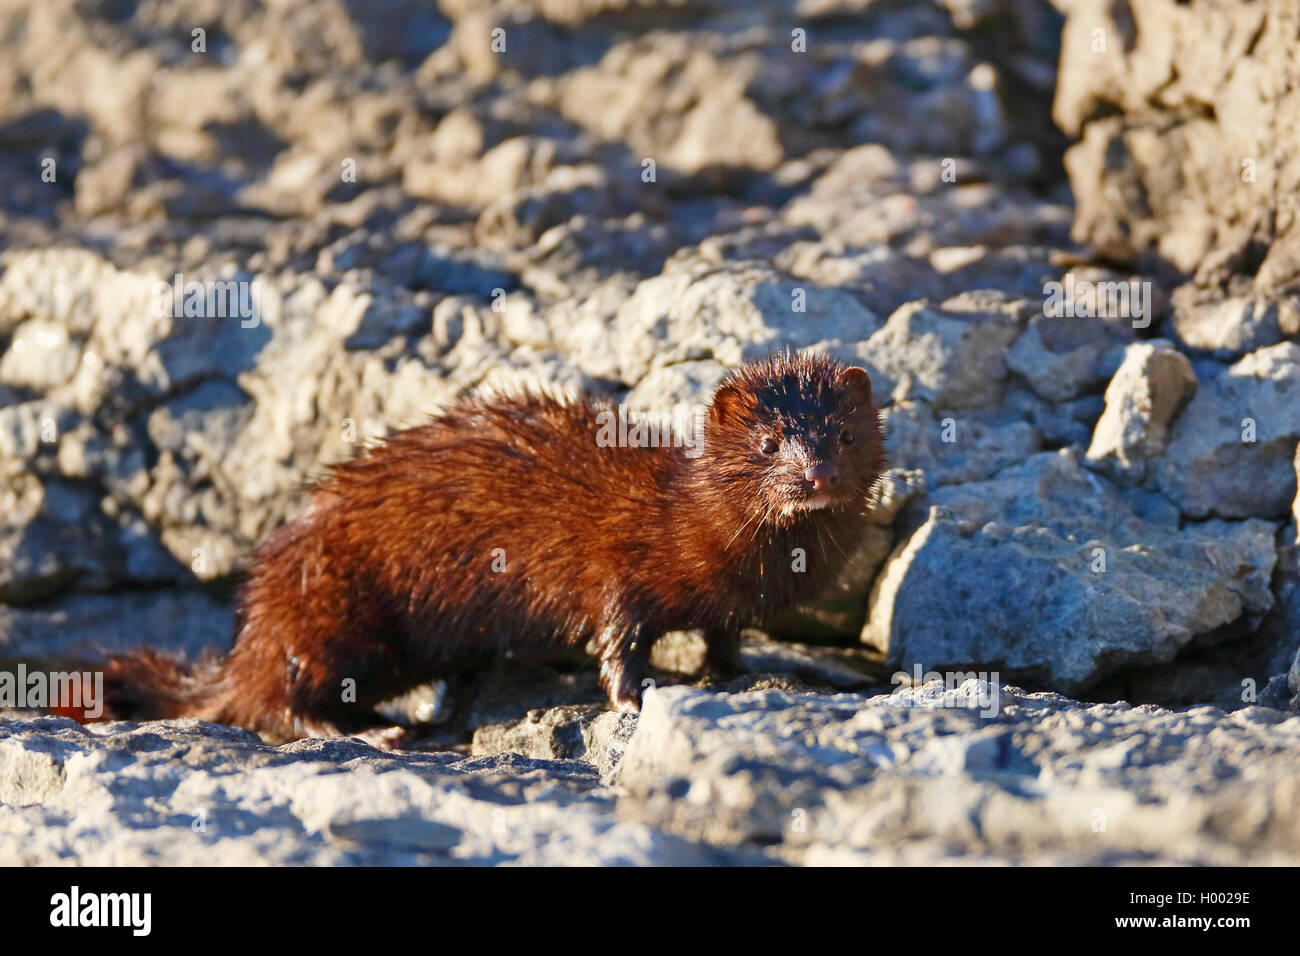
[{"xmin": 804, "ymin": 462, "xmax": 838, "ymax": 491}]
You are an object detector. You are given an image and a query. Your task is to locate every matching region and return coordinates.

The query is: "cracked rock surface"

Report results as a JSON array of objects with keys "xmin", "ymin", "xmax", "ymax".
[{"xmin": 4, "ymin": 681, "xmax": 1298, "ymax": 865}]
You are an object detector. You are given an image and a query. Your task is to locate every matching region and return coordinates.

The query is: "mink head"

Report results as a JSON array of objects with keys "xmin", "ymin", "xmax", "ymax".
[{"xmin": 701, "ymin": 352, "xmax": 885, "ymax": 522}]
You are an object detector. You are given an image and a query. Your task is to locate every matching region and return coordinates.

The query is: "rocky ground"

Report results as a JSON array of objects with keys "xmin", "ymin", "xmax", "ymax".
[
  {"xmin": 6, "ymin": 679, "xmax": 1300, "ymax": 865},
  {"xmin": 1, "ymin": 0, "xmax": 1298, "ymax": 865}
]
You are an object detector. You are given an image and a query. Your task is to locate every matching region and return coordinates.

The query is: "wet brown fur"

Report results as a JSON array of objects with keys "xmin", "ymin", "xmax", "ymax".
[{"xmin": 96, "ymin": 352, "xmax": 885, "ymax": 742}]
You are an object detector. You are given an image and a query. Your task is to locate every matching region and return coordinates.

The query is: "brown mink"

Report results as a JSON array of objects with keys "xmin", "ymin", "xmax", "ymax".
[{"xmin": 93, "ymin": 351, "xmax": 885, "ymax": 742}]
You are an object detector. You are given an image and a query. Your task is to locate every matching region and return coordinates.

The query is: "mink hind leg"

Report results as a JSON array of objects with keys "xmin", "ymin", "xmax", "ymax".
[
  {"xmin": 209, "ymin": 620, "xmax": 442, "ymax": 743},
  {"xmin": 702, "ymin": 626, "xmax": 747, "ymax": 681}
]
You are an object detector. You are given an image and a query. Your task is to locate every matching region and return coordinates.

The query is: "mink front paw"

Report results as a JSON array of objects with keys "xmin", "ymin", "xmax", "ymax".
[
  {"xmin": 352, "ymin": 725, "xmax": 411, "ymax": 751},
  {"xmin": 602, "ymin": 673, "xmax": 650, "ymax": 713},
  {"xmin": 603, "ymin": 634, "xmax": 655, "ymax": 712},
  {"xmin": 612, "ymin": 691, "xmax": 642, "ymax": 713}
]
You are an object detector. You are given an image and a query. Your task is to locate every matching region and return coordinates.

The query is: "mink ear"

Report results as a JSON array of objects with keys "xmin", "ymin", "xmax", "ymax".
[
  {"xmin": 837, "ymin": 366, "xmax": 872, "ymax": 399},
  {"xmin": 710, "ymin": 381, "xmax": 745, "ymax": 422}
]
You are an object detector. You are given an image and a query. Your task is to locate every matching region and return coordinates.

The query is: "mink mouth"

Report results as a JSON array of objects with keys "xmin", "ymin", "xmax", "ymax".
[{"xmin": 783, "ymin": 492, "xmax": 841, "ymax": 514}]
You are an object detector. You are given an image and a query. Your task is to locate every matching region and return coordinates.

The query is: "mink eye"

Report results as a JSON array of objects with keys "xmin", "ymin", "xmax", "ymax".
[
  {"xmin": 759, "ymin": 437, "xmax": 779, "ymax": 456},
  {"xmin": 840, "ymin": 430, "xmax": 854, "ymax": 445}
]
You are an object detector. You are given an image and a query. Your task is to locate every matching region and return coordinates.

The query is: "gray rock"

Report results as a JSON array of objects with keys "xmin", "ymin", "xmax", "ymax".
[
  {"xmin": 1006, "ymin": 312, "xmax": 1133, "ymax": 403},
  {"xmin": 592, "ymin": 261, "xmax": 880, "ymax": 384},
  {"xmin": 0, "ymin": 716, "xmax": 735, "ymax": 865},
  {"xmin": 882, "ymin": 401, "xmax": 1042, "ymax": 487},
  {"xmin": 1295, "ymin": 444, "xmax": 1300, "ymax": 532},
  {"xmin": 0, "ymin": 249, "xmax": 119, "ymax": 337},
  {"xmin": 0, "ymin": 591, "xmax": 233, "ymax": 661},
  {"xmin": 1259, "ymin": 674, "xmax": 1294, "ymax": 711},
  {"xmin": 862, "ymin": 450, "xmax": 1277, "ymax": 694},
  {"xmin": 621, "ymin": 359, "xmax": 730, "ymax": 412},
  {"xmin": 470, "ymin": 705, "xmax": 639, "ymax": 781},
  {"xmin": 0, "ymin": 318, "xmax": 82, "ymax": 390},
  {"xmin": 553, "ymin": 34, "xmax": 784, "ymax": 175},
  {"xmin": 1056, "ymin": 0, "xmax": 1300, "ymax": 370},
  {"xmin": 471, "ymin": 704, "xmax": 607, "ymax": 762},
  {"xmin": 1056, "ymin": 0, "xmax": 1300, "ymax": 282},
  {"xmin": 0, "ymin": 475, "xmax": 187, "ymax": 603},
  {"xmin": 1169, "ymin": 288, "xmax": 1284, "ymax": 358},
  {"xmin": 1153, "ymin": 342, "xmax": 1300, "ymax": 519},
  {"xmin": 6, "ymin": 678, "xmax": 1299, "ymax": 864},
  {"xmin": 0, "ymin": 401, "xmax": 74, "ymax": 463},
  {"xmin": 783, "ymin": 145, "xmax": 1074, "ymax": 250},
  {"xmin": 862, "ymin": 294, "xmax": 1031, "ymax": 410},
  {"xmin": 404, "ymin": 120, "xmax": 565, "ymax": 210},
  {"xmin": 614, "ymin": 682, "xmax": 1300, "ymax": 864},
  {"xmin": 1085, "ymin": 340, "xmax": 1198, "ymax": 482},
  {"xmin": 1005, "ymin": 387, "xmax": 1105, "ymax": 448},
  {"xmin": 774, "ymin": 241, "xmax": 949, "ymax": 320}
]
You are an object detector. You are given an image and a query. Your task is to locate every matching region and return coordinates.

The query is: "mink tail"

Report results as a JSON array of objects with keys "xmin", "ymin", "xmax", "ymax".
[{"xmin": 49, "ymin": 648, "xmax": 227, "ymax": 725}]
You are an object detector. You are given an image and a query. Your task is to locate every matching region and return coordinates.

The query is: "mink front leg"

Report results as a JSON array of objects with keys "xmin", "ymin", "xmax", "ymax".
[
  {"xmin": 596, "ymin": 622, "xmax": 655, "ymax": 712},
  {"xmin": 702, "ymin": 626, "xmax": 746, "ymax": 680}
]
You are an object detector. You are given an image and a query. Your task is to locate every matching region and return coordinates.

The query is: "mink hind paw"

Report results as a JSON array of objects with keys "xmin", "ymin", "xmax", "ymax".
[{"xmin": 701, "ymin": 660, "xmax": 750, "ymax": 682}]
